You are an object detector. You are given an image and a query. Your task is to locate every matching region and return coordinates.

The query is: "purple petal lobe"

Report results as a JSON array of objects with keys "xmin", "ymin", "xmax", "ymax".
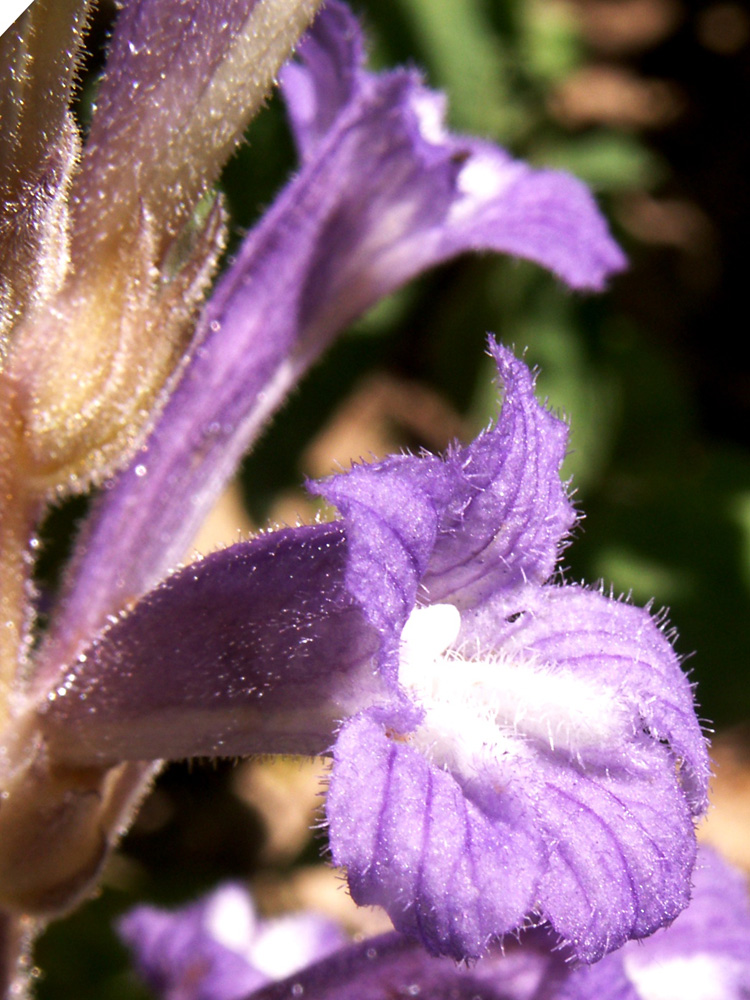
[
  {"xmin": 633, "ymin": 846, "xmax": 750, "ymax": 966},
  {"xmin": 314, "ymin": 454, "xmax": 452, "ymax": 683},
  {"xmin": 280, "ymin": 0, "xmax": 364, "ymax": 159},
  {"xmin": 423, "ymin": 342, "xmax": 575, "ymax": 607},
  {"xmin": 322, "ymin": 427, "xmax": 705, "ymax": 963},
  {"xmin": 462, "ymin": 582, "xmax": 710, "ymax": 814},
  {"xmin": 531, "ymin": 743, "xmax": 696, "ymax": 963},
  {"xmin": 281, "ymin": 1, "xmax": 626, "ymax": 292},
  {"xmin": 39, "ymin": 524, "xmax": 380, "ymax": 764},
  {"xmin": 559, "ymin": 847, "xmax": 750, "ymax": 1000},
  {"xmin": 329, "ymin": 703, "xmax": 696, "ymax": 965},
  {"xmin": 328, "ymin": 712, "xmax": 541, "ymax": 961},
  {"xmin": 314, "ymin": 342, "xmax": 574, "ymax": 679},
  {"xmin": 557, "ymin": 957, "xmax": 639, "ymax": 1000}
]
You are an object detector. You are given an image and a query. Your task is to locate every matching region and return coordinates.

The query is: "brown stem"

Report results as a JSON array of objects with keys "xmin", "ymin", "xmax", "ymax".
[
  {"xmin": 0, "ymin": 375, "xmax": 38, "ymax": 730},
  {"xmin": 0, "ymin": 909, "xmax": 36, "ymax": 1000}
]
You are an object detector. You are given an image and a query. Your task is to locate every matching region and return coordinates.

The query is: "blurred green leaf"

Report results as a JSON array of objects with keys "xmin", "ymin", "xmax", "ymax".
[
  {"xmin": 519, "ymin": 0, "xmax": 583, "ymax": 84},
  {"xmin": 534, "ymin": 130, "xmax": 664, "ymax": 191},
  {"xmin": 395, "ymin": 0, "xmax": 527, "ymax": 140}
]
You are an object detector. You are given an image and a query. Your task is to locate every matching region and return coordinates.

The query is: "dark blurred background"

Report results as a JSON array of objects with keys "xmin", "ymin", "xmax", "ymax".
[{"xmin": 32, "ymin": 0, "xmax": 750, "ymax": 995}]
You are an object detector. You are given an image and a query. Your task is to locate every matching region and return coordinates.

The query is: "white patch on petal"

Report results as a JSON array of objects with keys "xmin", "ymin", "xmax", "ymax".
[
  {"xmin": 204, "ymin": 885, "xmax": 257, "ymax": 953},
  {"xmin": 249, "ymin": 914, "xmax": 338, "ymax": 980},
  {"xmin": 449, "ymin": 154, "xmax": 525, "ymax": 224},
  {"xmin": 398, "ymin": 604, "xmax": 631, "ymax": 776},
  {"xmin": 400, "ymin": 602, "xmax": 461, "ymax": 676},
  {"xmin": 410, "ymin": 90, "xmax": 449, "ymax": 145},
  {"xmin": 624, "ymin": 952, "xmax": 739, "ymax": 1000}
]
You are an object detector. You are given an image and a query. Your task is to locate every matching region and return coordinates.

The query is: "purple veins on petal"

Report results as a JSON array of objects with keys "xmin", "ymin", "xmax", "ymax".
[
  {"xmin": 38, "ymin": 336, "xmax": 707, "ymax": 966},
  {"xmin": 328, "ymin": 711, "xmax": 540, "ymax": 961},
  {"xmin": 557, "ymin": 846, "xmax": 750, "ymax": 1000},
  {"xmin": 314, "ymin": 343, "xmax": 576, "ymax": 682},
  {"xmin": 248, "ymin": 848, "xmax": 750, "ymax": 1000},
  {"xmin": 39, "ymin": 340, "xmax": 708, "ymax": 965}
]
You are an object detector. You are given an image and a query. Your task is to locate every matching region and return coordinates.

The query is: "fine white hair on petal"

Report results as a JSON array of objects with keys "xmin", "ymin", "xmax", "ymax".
[{"xmin": 398, "ymin": 603, "xmax": 632, "ymax": 778}]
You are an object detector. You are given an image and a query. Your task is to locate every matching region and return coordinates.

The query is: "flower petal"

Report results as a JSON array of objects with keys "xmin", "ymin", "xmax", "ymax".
[
  {"xmin": 329, "ymin": 707, "xmax": 697, "ymax": 964},
  {"xmin": 120, "ymin": 888, "xmax": 267, "ymax": 1000},
  {"xmin": 39, "ymin": 524, "xmax": 381, "ymax": 765},
  {"xmin": 280, "ymin": 1, "xmax": 627, "ymax": 291},
  {"xmin": 249, "ymin": 929, "xmax": 565, "ymax": 1000},
  {"xmin": 315, "ymin": 453, "xmax": 452, "ymax": 685},
  {"xmin": 462, "ymin": 582, "xmax": 710, "ymax": 814},
  {"xmin": 559, "ymin": 847, "xmax": 750, "ymax": 1000},
  {"xmin": 423, "ymin": 342, "xmax": 574, "ymax": 607},
  {"xmin": 280, "ymin": 0, "xmax": 364, "ymax": 160},
  {"xmin": 327, "ymin": 712, "xmax": 541, "ymax": 961},
  {"xmin": 530, "ymin": 742, "xmax": 696, "ymax": 963},
  {"xmin": 120, "ymin": 884, "xmax": 346, "ymax": 1000}
]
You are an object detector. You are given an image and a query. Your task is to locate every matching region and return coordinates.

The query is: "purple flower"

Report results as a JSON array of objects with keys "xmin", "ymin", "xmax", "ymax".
[
  {"xmin": 245, "ymin": 930, "xmax": 565, "ymax": 1000},
  {"xmin": 121, "ymin": 848, "xmax": 750, "ymax": 1000},
  {"xmin": 122, "ymin": 892, "xmax": 567, "ymax": 1000},
  {"xmin": 32, "ymin": 0, "xmax": 626, "ymax": 670},
  {"xmin": 40, "ymin": 342, "xmax": 708, "ymax": 966},
  {"xmin": 321, "ymin": 344, "xmax": 708, "ymax": 964},
  {"xmin": 118, "ymin": 884, "xmax": 346, "ymax": 1000}
]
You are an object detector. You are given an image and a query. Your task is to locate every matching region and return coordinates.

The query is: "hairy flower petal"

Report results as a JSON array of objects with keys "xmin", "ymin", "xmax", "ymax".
[
  {"xmin": 328, "ymin": 710, "xmax": 696, "ymax": 963},
  {"xmin": 463, "ymin": 583, "xmax": 709, "ymax": 813},
  {"xmin": 119, "ymin": 884, "xmax": 346, "ymax": 1000},
  {"xmin": 281, "ymin": 1, "xmax": 626, "ymax": 292},
  {"xmin": 557, "ymin": 847, "xmax": 750, "ymax": 1000},
  {"xmin": 39, "ymin": 524, "xmax": 380, "ymax": 765},
  {"xmin": 222, "ymin": 930, "xmax": 564, "ymax": 1000},
  {"xmin": 38, "ymin": 344, "xmax": 705, "ymax": 965},
  {"xmin": 328, "ymin": 711, "xmax": 541, "ymax": 960}
]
